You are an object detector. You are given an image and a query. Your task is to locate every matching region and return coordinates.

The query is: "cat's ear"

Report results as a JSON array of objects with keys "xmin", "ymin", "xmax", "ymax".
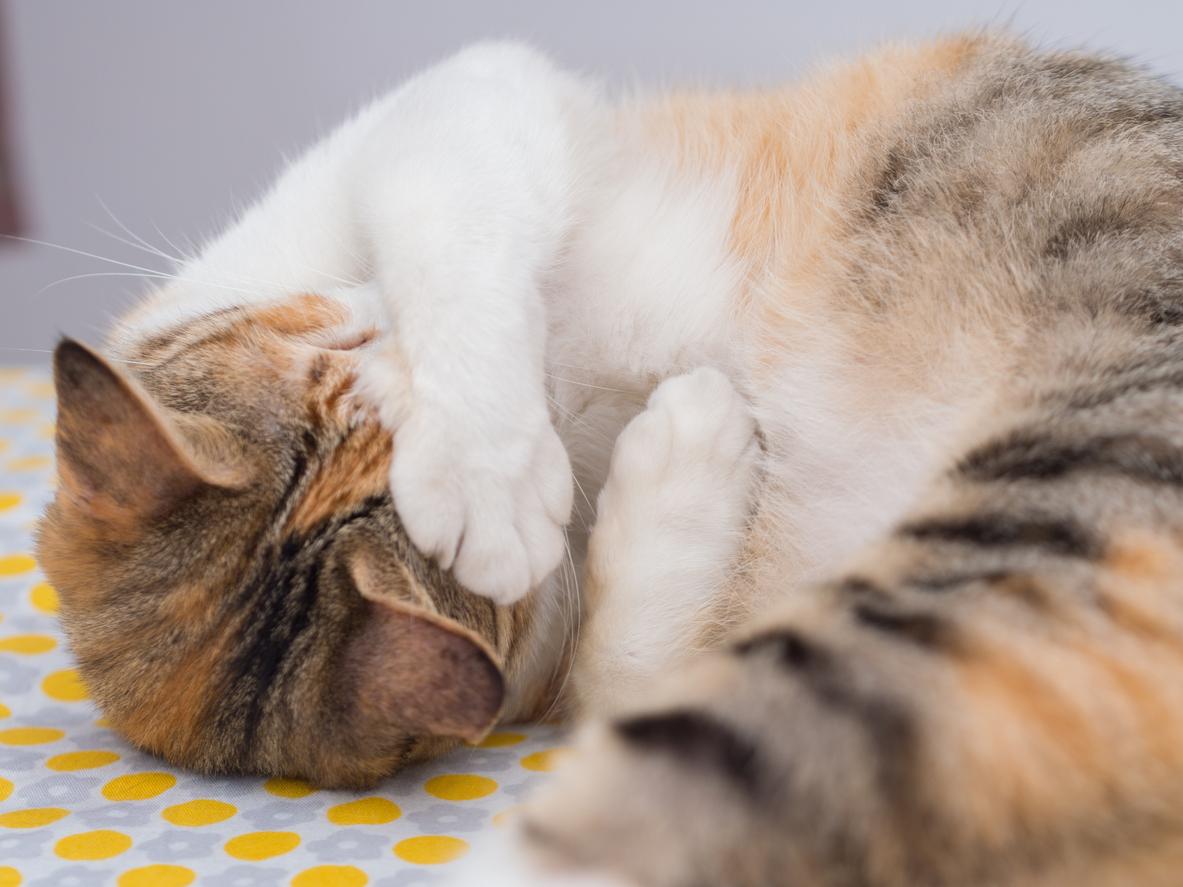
[
  {"xmin": 342, "ymin": 550, "xmax": 505, "ymax": 743},
  {"xmin": 52, "ymin": 338, "xmax": 241, "ymax": 526}
]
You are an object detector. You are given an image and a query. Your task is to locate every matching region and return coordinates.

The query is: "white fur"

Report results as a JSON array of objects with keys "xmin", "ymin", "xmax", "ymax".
[{"xmin": 574, "ymin": 367, "xmax": 758, "ymax": 714}]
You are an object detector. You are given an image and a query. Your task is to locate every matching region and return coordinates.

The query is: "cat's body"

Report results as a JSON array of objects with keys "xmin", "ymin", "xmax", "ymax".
[{"xmin": 37, "ymin": 31, "xmax": 1183, "ymax": 885}]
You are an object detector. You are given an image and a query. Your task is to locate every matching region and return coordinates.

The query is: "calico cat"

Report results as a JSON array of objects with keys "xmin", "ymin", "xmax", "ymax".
[{"xmin": 37, "ymin": 31, "xmax": 1183, "ymax": 886}]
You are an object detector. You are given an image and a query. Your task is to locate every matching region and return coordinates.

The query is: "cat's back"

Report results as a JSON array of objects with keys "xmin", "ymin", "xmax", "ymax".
[{"xmin": 610, "ymin": 33, "xmax": 1183, "ymax": 617}]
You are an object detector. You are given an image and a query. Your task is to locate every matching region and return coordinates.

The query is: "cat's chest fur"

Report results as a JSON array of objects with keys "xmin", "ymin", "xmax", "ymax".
[{"xmin": 540, "ymin": 136, "xmax": 985, "ymax": 603}]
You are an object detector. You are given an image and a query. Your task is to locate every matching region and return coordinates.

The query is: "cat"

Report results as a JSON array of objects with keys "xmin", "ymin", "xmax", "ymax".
[{"xmin": 37, "ymin": 30, "xmax": 1183, "ymax": 886}]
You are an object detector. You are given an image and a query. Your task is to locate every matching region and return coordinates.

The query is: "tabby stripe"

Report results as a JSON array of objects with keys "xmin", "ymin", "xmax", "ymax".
[
  {"xmin": 1043, "ymin": 208, "xmax": 1135, "ymax": 260},
  {"xmin": 615, "ymin": 709, "xmax": 761, "ymax": 794},
  {"xmin": 906, "ymin": 569, "xmax": 1014, "ymax": 592},
  {"xmin": 733, "ymin": 629, "xmax": 919, "ymax": 810},
  {"xmin": 235, "ymin": 550, "xmax": 323, "ymax": 749},
  {"xmin": 898, "ymin": 512, "xmax": 1099, "ymax": 559},
  {"xmin": 958, "ymin": 431, "xmax": 1183, "ymax": 486},
  {"xmin": 1065, "ymin": 367, "xmax": 1183, "ymax": 411},
  {"xmin": 853, "ymin": 604, "xmax": 959, "ymax": 652},
  {"xmin": 270, "ymin": 430, "xmax": 319, "ymax": 523},
  {"xmin": 837, "ymin": 576, "xmax": 892, "ymax": 600}
]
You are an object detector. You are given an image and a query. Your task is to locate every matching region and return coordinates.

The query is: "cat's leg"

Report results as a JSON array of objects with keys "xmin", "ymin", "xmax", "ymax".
[
  {"xmin": 450, "ymin": 325, "xmax": 1183, "ymax": 887},
  {"xmin": 348, "ymin": 43, "xmax": 600, "ymax": 603},
  {"xmin": 127, "ymin": 44, "xmax": 597, "ymax": 604},
  {"xmin": 573, "ymin": 367, "xmax": 759, "ymax": 715}
]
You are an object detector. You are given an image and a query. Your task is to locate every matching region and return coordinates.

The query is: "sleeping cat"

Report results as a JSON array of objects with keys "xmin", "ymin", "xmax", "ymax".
[{"xmin": 37, "ymin": 31, "xmax": 1183, "ymax": 885}]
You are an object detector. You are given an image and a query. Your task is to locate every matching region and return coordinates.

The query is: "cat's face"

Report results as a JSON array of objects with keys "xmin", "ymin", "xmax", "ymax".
[{"xmin": 36, "ymin": 295, "xmax": 526, "ymax": 788}]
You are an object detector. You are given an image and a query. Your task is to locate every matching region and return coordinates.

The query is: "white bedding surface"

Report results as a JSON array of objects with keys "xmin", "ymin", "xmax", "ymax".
[{"xmin": 0, "ymin": 367, "xmax": 563, "ymax": 886}]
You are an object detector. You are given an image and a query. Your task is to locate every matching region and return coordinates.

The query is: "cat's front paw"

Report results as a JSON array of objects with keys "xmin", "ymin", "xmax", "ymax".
[{"xmin": 390, "ymin": 396, "xmax": 574, "ymax": 605}]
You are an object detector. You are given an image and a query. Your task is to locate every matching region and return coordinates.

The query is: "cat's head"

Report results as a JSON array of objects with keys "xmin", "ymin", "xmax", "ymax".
[{"xmin": 36, "ymin": 294, "xmax": 550, "ymax": 788}]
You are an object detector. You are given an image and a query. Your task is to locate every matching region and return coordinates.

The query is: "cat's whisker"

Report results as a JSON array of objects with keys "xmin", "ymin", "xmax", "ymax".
[
  {"xmin": 36, "ymin": 271, "xmax": 175, "ymax": 298},
  {"xmin": 539, "ymin": 524, "xmax": 582, "ymax": 725},
  {"xmin": 0, "ymin": 345, "xmax": 153, "ymax": 368},
  {"xmin": 568, "ymin": 467, "xmax": 595, "ymax": 528},
  {"xmin": 545, "ymin": 372, "xmax": 631, "ymax": 394},
  {"xmin": 4, "ymin": 234, "xmax": 172, "ymax": 278},
  {"xmin": 152, "ymin": 224, "xmax": 196, "ymax": 265},
  {"xmin": 5, "ymin": 233, "xmax": 263, "ymax": 299},
  {"xmin": 546, "ymin": 392, "xmax": 614, "ymax": 444},
  {"xmin": 86, "ymin": 222, "xmax": 179, "ymax": 267},
  {"xmin": 94, "ymin": 196, "xmax": 186, "ymax": 265}
]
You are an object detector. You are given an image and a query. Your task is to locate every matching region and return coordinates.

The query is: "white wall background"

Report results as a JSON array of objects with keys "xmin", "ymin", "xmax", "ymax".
[{"xmin": 3, "ymin": 0, "xmax": 1183, "ymax": 360}]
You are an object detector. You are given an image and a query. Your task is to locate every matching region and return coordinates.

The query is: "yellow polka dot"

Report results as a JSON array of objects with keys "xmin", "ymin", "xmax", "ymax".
[
  {"xmin": 29, "ymin": 583, "xmax": 58, "ymax": 614},
  {"xmin": 0, "ymin": 555, "xmax": 36, "ymax": 576},
  {"xmin": 0, "ymin": 634, "xmax": 56, "ymax": 654},
  {"xmin": 47, "ymin": 750, "xmax": 121, "ymax": 771},
  {"xmin": 393, "ymin": 835, "xmax": 469, "ymax": 865},
  {"xmin": 0, "ymin": 701, "xmax": 9, "ymax": 718},
  {"xmin": 0, "ymin": 777, "xmax": 11, "ymax": 802},
  {"xmin": 0, "ymin": 726, "xmax": 63, "ymax": 745},
  {"xmin": 0, "ymin": 808, "xmax": 69, "ymax": 828},
  {"xmin": 327, "ymin": 797, "xmax": 401, "ymax": 826},
  {"xmin": 476, "ymin": 731, "xmax": 526, "ymax": 748},
  {"xmin": 520, "ymin": 748, "xmax": 567, "ymax": 772},
  {"xmin": 41, "ymin": 668, "xmax": 89, "ymax": 701},
  {"xmin": 102, "ymin": 772, "xmax": 176, "ymax": 801},
  {"xmin": 6, "ymin": 456, "xmax": 51, "ymax": 472},
  {"xmin": 162, "ymin": 799, "xmax": 237, "ymax": 827},
  {"xmin": 117, "ymin": 865, "xmax": 194, "ymax": 887},
  {"xmin": 0, "ymin": 493, "xmax": 20, "ymax": 512},
  {"xmin": 0, "ymin": 439, "xmax": 8, "ymax": 452},
  {"xmin": 95, "ymin": 716, "xmax": 114, "ymax": 728},
  {"xmin": 263, "ymin": 777, "xmax": 315, "ymax": 798},
  {"xmin": 25, "ymin": 382, "xmax": 55, "ymax": 399},
  {"xmin": 291, "ymin": 865, "xmax": 368, "ymax": 887},
  {"xmin": 38, "ymin": 425, "xmax": 55, "ymax": 440},
  {"xmin": 0, "ymin": 368, "xmax": 24, "ymax": 381},
  {"xmin": 224, "ymin": 831, "xmax": 300, "ymax": 861},
  {"xmin": 0, "ymin": 865, "xmax": 20, "ymax": 887},
  {"xmin": 424, "ymin": 774, "xmax": 497, "ymax": 801},
  {"xmin": 55, "ymin": 829, "xmax": 132, "ymax": 860},
  {"xmin": 0, "ymin": 409, "xmax": 37, "ymax": 424}
]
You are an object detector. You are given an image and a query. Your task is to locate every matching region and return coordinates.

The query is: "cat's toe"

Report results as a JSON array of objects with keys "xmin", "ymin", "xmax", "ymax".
[
  {"xmin": 390, "ymin": 403, "xmax": 573, "ymax": 604},
  {"xmin": 611, "ymin": 366, "xmax": 758, "ymax": 495}
]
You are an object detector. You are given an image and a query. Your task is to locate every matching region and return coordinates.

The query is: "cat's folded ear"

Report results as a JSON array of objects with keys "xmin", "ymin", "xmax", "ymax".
[
  {"xmin": 341, "ymin": 549, "xmax": 505, "ymax": 744},
  {"xmin": 51, "ymin": 338, "xmax": 245, "ymax": 527}
]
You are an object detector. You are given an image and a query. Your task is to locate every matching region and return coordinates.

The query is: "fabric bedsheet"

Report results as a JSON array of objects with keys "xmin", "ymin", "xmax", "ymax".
[{"xmin": 0, "ymin": 367, "xmax": 563, "ymax": 886}]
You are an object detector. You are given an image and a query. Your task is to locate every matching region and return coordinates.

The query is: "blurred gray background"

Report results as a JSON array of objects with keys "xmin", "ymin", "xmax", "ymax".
[{"xmin": 3, "ymin": 0, "xmax": 1183, "ymax": 360}]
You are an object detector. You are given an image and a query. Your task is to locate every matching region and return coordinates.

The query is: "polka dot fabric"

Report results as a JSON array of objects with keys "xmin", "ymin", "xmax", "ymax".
[{"xmin": 0, "ymin": 368, "xmax": 565, "ymax": 885}]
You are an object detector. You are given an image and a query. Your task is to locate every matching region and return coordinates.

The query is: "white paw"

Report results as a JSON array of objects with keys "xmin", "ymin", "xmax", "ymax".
[
  {"xmin": 602, "ymin": 366, "xmax": 758, "ymax": 531},
  {"xmin": 352, "ymin": 341, "xmax": 573, "ymax": 604}
]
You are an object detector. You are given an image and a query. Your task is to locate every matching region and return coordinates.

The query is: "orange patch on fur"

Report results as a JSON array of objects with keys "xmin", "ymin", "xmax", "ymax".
[
  {"xmin": 1104, "ymin": 532, "xmax": 1181, "ymax": 585},
  {"xmin": 285, "ymin": 423, "xmax": 392, "ymax": 536},
  {"xmin": 112, "ymin": 635, "xmax": 228, "ymax": 765},
  {"xmin": 250, "ymin": 294, "xmax": 349, "ymax": 338},
  {"xmin": 959, "ymin": 647, "xmax": 1098, "ymax": 771}
]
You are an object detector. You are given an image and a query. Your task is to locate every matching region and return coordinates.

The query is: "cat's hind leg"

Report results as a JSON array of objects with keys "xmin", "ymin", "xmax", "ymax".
[{"xmin": 573, "ymin": 366, "xmax": 759, "ymax": 715}]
